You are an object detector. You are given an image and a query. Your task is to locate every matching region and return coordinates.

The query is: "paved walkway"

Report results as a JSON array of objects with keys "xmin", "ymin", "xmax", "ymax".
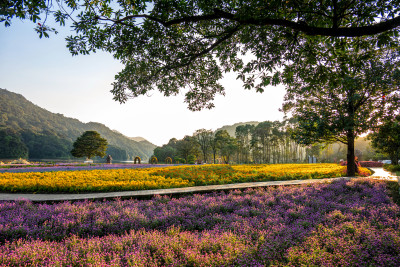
[
  {"xmin": 0, "ymin": 168, "xmax": 397, "ymax": 202},
  {"xmin": 0, "ymin": 177, "xmax": 351, "ymax": 202},
  {"xmin": 369, "ymin": 167, "xmax": 399, "ymax": 181}
]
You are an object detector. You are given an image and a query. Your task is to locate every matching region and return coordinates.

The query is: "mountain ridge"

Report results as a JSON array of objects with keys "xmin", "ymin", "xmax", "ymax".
[
  {"xmin": 0, "ymin": 88, "xmax": 156, "ymax": 160},
  {"xmin": 215, "ymin": 121, "xmax": 260, "ymax": 137}
]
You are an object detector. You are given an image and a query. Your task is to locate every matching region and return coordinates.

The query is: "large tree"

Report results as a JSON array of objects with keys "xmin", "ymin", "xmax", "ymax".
[
  {"xmin": 235, "ymin": 124, "xmax": 254, "ymax": 163},
  {"xmin": 2, "ymin": 1, "xmax": 400, "ymax": 110},
  {"xmin": 251, "ymin": 121, "xmax": 273, "ymax": 164},
  {"xmin": 194, "ymin": 129, "xmax": 213, "ymax": 163},
  {"xmin": 283, "ymin": 36, "xmax": 400, "ymax": 176},
  {"xmin": 175, "ymin": 135, "xmax": 200, "ymax": 162},
  {"xmin": 214, "ymin": 129, "xmax": 237, "ymax": 164},
  {"xmin": 71, "ymin": 131, "xmax": 108, "ymax": 159}
]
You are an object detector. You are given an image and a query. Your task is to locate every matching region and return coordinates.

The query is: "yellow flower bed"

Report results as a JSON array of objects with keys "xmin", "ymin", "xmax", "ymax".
[
  {"xmin": 150, "ymin": 163, "xmax": 368, "ymax": 185},
  {"xmin": 0, "ymin": 164, "xmax": 371, "ymax": 193},
  {"xmin": 0, "ymin": 169, "xmax": 192, "ymax": 193}
]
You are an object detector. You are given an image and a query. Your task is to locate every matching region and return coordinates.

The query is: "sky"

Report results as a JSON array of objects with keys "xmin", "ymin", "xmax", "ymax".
[{"xmin": 0, "ymin": 19, "xmax": 286, "ymax": 146}]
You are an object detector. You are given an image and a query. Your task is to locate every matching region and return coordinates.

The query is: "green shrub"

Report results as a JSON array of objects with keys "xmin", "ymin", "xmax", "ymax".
[
  {"xmin": 174, "ymin": 157, "xmax": 185, "ymax": 164},
  {"xmin": 187, "ymin": 155, "xmax": 196, "ymax": 164},
  {"xmin": 383, "ymin": 164, "xmax": 400, "ymax": 172}
]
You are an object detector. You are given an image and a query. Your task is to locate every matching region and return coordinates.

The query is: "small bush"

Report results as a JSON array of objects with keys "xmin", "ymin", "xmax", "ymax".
[
  {"xmin": 175, "ymin": 158, "xmax": 186, "ymax": 164},
  {"xmin": 187, "ymin": 155, "xmax": 196, "ymax": 164},
  {"xmin": 384, "ymin": 164, "xmax": 400, "ymax": 172},
  {"xmin": 339, "ymin": 161, "xmax": 383, "ymax": 167},
  {"xmin": 359, "ymin": 161, "xmax": 384, "ymax": 167}
]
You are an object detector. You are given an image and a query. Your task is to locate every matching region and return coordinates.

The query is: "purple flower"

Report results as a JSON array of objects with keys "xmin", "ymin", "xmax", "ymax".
[{"xmin": 0, "ymin": 178, "xmax": 398, "ymax": 266}]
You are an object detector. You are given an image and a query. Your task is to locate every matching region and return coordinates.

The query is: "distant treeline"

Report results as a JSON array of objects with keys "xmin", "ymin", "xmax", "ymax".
[
  {"xmin": 154, "ymin": 120, "xmax": 381, "ymax": 164},
  {"xmin": 154, "ymin": 120, "xmax": 307, "ymax": 164}
]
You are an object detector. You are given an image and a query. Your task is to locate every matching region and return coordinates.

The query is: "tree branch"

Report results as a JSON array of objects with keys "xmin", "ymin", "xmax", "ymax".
[
  {"xmin": 167, "ymin": 25, "xmax": 240, "ymax": 69},
  {"xmin": 108, "ymin": 8, "xmax": 400, "ymax": 37}
]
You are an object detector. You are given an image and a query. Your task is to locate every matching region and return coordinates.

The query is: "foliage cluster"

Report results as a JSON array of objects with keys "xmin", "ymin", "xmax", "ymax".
[
  {"xmin": 369, "ymin": 115, "xmax": 400, "ymax": 165},
  {"xmin": 0, "ymin": 163, "xmax": 370, "ymax": 193},
  {"xmin": 4, "ymin": 1, "xmax": 399, "ymax": 110},
  {"xmin": 174, "ymin": 157, "xmax": 186, "ymax": 164},
  {"xmin": 0, "ymin": 179, "xmax": 398, "ymax": 265},
  {"xmin": 384, "ymin": 164, "xmax": 400, "ymax": 173}
]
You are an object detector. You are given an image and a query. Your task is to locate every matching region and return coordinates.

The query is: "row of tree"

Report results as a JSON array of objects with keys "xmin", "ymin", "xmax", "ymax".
[
  {"xmin": 154, "ymin": 117, "xmax": 400, "ymax": 166},
  {"xmin": 153, "ymin": 120, "xmax": 308, "ymax": 164}
]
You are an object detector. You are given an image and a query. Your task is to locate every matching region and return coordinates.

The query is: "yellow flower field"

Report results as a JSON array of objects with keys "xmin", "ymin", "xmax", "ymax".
[{"xmin": 0, "ymin": 164, "xmax": 371, "ymax": 193}]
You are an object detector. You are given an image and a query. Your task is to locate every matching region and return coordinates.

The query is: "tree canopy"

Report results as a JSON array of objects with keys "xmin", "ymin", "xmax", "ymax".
[
  {"xmin": 71, "ymin": 131, "xmax": 108, "ymax": 159},
  {"xmin": 282, "ymin": 35, "xmax": 400, "ymax": 175},
  {"xmin": 2, "ymin": 1, "xmax": 400, "ymax": 109}
]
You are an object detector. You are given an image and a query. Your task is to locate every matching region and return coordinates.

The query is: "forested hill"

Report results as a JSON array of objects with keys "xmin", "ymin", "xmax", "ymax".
[
  {"xmin": 0, "ymin": 89, "xmax": 156, "ymax": 160},
  {"xmin": 215, "ymin": 121, "xmax": 260, "ymax": 136}
]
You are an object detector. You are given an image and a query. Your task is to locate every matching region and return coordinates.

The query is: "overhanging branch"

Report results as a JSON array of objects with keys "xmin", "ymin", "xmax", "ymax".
[{"xmin": 109, "ymin": 8, "xmax": 400, "ymax": 37}]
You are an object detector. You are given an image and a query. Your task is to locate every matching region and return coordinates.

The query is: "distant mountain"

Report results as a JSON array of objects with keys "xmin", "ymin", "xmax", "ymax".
[
  {"xmin": 130, "ymin": 137, "xmax": 146, "ymax": 142},
  {"xmin": 0, "ymin": 89, "xmax": 157, "ymax": 160},
  {"xmin": 215, "ymin": 121, "xmax": 260, "ymax": 137}
]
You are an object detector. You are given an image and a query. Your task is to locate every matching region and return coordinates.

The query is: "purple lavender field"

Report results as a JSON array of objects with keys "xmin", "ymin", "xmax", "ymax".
[{"xmin": 0, "ymin": 178, "xmax": 399, "ymax": 266}]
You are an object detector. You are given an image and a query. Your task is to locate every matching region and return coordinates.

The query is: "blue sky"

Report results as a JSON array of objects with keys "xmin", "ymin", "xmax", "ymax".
[{"xmin": 0, "ymin": 19, "xmax": 286, "ymax": 146}]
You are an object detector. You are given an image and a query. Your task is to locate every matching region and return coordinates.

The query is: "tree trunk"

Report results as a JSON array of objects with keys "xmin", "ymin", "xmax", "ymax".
[{"xmin": 346, "ymin": 130, "xmax": 356, "ymax": 176}]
